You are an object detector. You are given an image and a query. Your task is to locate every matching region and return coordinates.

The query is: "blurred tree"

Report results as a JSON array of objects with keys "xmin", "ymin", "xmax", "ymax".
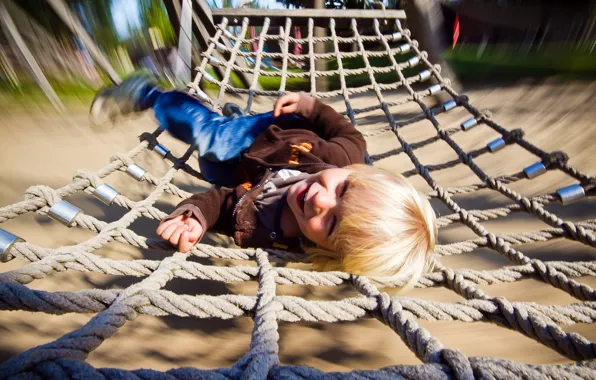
[
  {"xmin": 15, "ymin": 0, "xmax": 119, "ymax": 49},
  {"xmin": 139, "ymin": 0, "xmax": 176, "ymax": 46},
  {"xmin": 76, "ymin": 0, "xmax": 119, "ymax": 48},
  {"xmin": 13, "ymin": 0, "xmax": 71, "ymax": 38}
]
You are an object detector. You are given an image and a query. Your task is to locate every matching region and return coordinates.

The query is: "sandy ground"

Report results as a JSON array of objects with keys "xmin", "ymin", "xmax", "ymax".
[{"xmin": 1, "ymin": 76, "xmax": 596, "ymax": 372}]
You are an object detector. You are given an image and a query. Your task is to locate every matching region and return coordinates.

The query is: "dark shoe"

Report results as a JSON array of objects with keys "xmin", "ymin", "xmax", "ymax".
[
  {"xmin": 89, "ymin": 75, "xmax": 158, "ymax": 128},
  {"xmin": 222, "ymin": 102, "xmax": 245, "ymax": 119}
]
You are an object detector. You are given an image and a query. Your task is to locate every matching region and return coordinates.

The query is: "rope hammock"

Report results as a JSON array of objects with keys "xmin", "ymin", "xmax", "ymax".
[{"xmin": 1, "ymin": 11, "xmax": 596, "ymax": 379}]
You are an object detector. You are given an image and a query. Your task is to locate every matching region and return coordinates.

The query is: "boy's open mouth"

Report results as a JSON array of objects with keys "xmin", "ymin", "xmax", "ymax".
[{"xmin": 296, "ymin": 185, "xmax": 311, "ymax": 213}]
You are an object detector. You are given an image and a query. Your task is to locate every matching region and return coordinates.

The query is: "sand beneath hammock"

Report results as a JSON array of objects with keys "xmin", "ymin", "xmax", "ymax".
[{"xmin": 1, "ymin": 76, "xmax": 596, "ymax": 372}]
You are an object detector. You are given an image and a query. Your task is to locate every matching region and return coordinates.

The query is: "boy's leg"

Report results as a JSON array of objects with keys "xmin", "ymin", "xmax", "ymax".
[
  {"xmin": 150, "ymin": 91, "xmax": 280, "ymax": 162},
  {"xmin": 89, "ymin": 76, "xmax": 300, "ymax": 185}
]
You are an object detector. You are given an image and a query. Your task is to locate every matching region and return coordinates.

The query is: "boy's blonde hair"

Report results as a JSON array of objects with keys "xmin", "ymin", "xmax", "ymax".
[{"xmin": 308, "ymin": 164, "xmax": 437, "ymax": 287}]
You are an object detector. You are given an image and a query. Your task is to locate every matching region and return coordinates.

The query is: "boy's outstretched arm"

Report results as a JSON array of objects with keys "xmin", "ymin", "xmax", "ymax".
[
  {"xmin": 274, "ymin": 92, "xmax": 366, "ymax": 166},
  {"xmin": 156, "ymin": 187, "xmax": 235, "ymax": 252}
]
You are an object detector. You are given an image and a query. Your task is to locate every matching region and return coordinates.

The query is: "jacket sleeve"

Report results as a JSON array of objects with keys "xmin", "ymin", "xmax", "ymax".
[
  {"xmin": 164, "ymin": 187, "xmax": 236, "ymax": 237},
  {"xmin": 294, "ymin": 92, "xmax": 366, "ymax": 166}
]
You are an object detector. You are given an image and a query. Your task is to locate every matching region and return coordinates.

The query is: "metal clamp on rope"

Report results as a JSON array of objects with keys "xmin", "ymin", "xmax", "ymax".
[
  {"xmin": 0, "ymin": 228, "xmax": 23, "ymax": 262},
  {"xmin": 461, "ymin": 118, "xmax": 478, "ymax": 131},
  {"xmin": 153, "ymin": 143, "xmax": 169, "ymax": 159},
  {"xmin": 523, "ymin": 162, "xmax": 547, "ymax": 179},
  {"xmin": 93, "ymin": 184, "xmax": 119, "ymax": 205},
  {"xmin": 48, "ymin": 200, "xmax": 81, "ymax": 227},
  {"xmin": 208, "ymin": 55, "xmax": 221, "ymax": 65},
  {"xmin": 556, "ymin": 184, "xmax": 585, "ymax": 205},
  {"xmin": 398, "ymin": 44, "xmax": 410, "ymax": 53},
  {"xmin": 390, "ymin": 32, "xmax": 402, "ymax": 41},
  {"xmin": 126, "ymin": 164, "xmax": 146, "ymax": 181},
  {"xmin": 487, "ymin": 138, "xmax": 506, "ymax": 152},
  {"xmin": 194, "ymin": 88, "xmax": 209, "ymax": 102},
  {"xmin": 443, "ymin": 100, "xmax": 457, "ymax": 112},
  {"xmin": 418, "ymin": 70, "xmax": 431, "ymax": 81},
  {"xmin": 428, "ymin": 84, "xmax": 442, "ymax": 95},
  {"xmin": 202, "ymin": 72, "xmax": 216, "ymax": 83},
  {"xmin": 407, "ymin": 56, "xmax": 419, "ymax": 67}
]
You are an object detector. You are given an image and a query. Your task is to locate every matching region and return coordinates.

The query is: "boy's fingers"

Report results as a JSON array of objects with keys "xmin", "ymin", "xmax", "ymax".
[
  {"xmin": 179, "ymin": 232, "xmax": 193, "ymax": 253},
  {"xmin": 273, "ymin": 99, "xmax": 285, "ymax": 117},
  {"xmin": 169, "ymin": 225, "xmax": 187, "ymax": 247},
  {"xmin": 188, "ymin": 223, "xmax": 203, "ymax": 240},
  {"xmin": 156, "ymin": 215, "xmax": 183, "ymax": 235},
  {"xmin": 277, "ymin": 104, "xmax": 297, "ymax": 117},
  {"xmin": 282, "ymin": 104, "xmax": 298, "ymax": 115},
  {"xmin": 160, "ymin": 222, "xmax": 181, "ymax": 240},
  {"xmin": 273, "ymin": 93, "xmax": 298, "ymax": 117}
]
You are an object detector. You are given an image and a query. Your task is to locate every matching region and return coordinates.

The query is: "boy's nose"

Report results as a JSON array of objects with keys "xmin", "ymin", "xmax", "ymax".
[{"xmin": 313, "ymin": 191, "xmax": 337, "ymax": 213}]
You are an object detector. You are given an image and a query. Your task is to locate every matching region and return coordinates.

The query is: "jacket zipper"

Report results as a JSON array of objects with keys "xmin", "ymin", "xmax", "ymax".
[{"xmin": 232, "ymin": 169, "xmax": 270, "ymax": 218}]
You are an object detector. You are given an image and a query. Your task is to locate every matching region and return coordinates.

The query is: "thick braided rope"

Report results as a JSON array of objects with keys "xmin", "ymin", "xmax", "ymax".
[
  {"xmin": 244, "ymin": 18, "xmax": 271, "ymax": 113},
  {"xmin": 0, "ymin": 141, "xmax": 149, "ymax": 223},
  {"xmin": 1, "ymin": 14, "xmax": 596, "ymax": 379}
]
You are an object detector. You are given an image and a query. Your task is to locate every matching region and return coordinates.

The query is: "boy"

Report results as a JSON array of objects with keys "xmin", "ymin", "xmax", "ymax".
[{"xmin": 91, "ymin": 76, "xmax": 437, "ymax": 285}]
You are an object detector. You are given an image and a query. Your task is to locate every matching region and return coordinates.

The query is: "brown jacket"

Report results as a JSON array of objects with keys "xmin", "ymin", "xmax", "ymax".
[{"xmin": 168, "ymin": 93, "xmax": 366, "ymax": 248}]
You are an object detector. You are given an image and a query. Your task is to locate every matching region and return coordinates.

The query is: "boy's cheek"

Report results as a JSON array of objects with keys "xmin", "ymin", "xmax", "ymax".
[{"xmin": 304, "ymin": 220, "xmax": 324, "ymax": 237}]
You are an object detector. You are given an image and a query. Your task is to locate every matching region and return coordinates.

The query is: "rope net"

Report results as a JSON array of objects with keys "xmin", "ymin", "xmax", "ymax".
[{"xmin": 1, "ymin": 14, "xmax": 596, "ymax": 379}]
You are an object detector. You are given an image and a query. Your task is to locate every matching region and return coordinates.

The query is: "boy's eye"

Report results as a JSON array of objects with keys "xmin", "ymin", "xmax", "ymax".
[
  {"xmin": 339, "ymin": 181, "xmax": 349, "ymax": 198},
  {"xmin": 328, "ymin": 215, "xmax": 337, "ymax": 237}
]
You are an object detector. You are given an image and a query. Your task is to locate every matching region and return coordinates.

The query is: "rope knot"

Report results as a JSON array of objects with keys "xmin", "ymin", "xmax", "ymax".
[
  {"xmin": 424, "ymin": 108, "xmax": 434, "ymax": 119},
  {"xmin": 493, "ymin": 296, "xmax": 517, "ymax": 326},
  {"xmin": 110, "ymin": 153, "xmax": 134, "ymax": 169},
  {"xmin": 24, "ymin": 185, "xmax": 62, "ymax": 207},
  {"xmin": 443, "ymin": 267, "xmax": 457, "ymax": 285},
  {"xmin": 433, "ymin": 64, "xmax": 442, "ymax": 74},
  {"xmin": 420, "ymin": 51, "xmax": 428, "ymax": 60},
  {"xmin": 580, "ymin": 177, "xmax": 596, "ymax": 193},
  {"xmin": 543, "ymin": 151, "xmax": 569, "ymax": 168},
  {"xmin": 503, "ymin": 129, "xmax": 524, "ymax": 144},
  {"xmin": 351, "ymin": 275, "xmax": 381, "ymax": 297},
  {"xmin": 73, "ymin": 169, "xmax": 101, "ymax": 189},
  {"xmin": 455, "ymin": 95, "xmax": 468, "ymax": 104},
  {"xmin": 441, "ymin": 349, "xmax": 474, "ymax": 380},
  {"xmin": 139, "ymin": 132, "xmax": 158, "ymax": 149},
  {"xmin": 479, "ymin": 109, "xmax": 492, "ymax": 120}
]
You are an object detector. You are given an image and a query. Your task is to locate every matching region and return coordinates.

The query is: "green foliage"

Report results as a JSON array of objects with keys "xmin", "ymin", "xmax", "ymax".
[
  {"xmin": 138, "ymin": 0, "xmax": 176, "ymax": 46},
  {"xmin": 0, "ymin": 76, "xmax": 99, "ymax": 110},
  {"xmin": 254, "ymin": 50, "xmax": 416, "ymax": 91},
  {"xmin": 444, "ymin": 44, "xmax": 596, "ymax": 80}
]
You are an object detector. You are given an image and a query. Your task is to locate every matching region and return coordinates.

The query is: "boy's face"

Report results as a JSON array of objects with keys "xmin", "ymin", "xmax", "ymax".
[{"xmin": 287, "ymin": 168, "xmax": 350, "ymax": 250}]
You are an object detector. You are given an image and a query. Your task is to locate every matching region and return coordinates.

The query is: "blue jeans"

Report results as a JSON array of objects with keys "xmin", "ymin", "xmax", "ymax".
[{"xmin": 144, "ymin": 89, "xmax": 295, "ymax": 187}]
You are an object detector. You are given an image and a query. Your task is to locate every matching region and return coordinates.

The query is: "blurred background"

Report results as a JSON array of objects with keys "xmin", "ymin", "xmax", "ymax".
[{"xmin": 0, "ymin": 0, "xmax": 595, "ymax": 110}]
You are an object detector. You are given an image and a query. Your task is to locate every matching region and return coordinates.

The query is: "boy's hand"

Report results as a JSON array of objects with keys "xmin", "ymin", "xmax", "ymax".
[
  {"xmin": 273, "ymin": 92, "xmax": 301, "ymax": 117},
  {"xmin": 156, "ymin": 215, "xmax": 203, "ymax": 253}
]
